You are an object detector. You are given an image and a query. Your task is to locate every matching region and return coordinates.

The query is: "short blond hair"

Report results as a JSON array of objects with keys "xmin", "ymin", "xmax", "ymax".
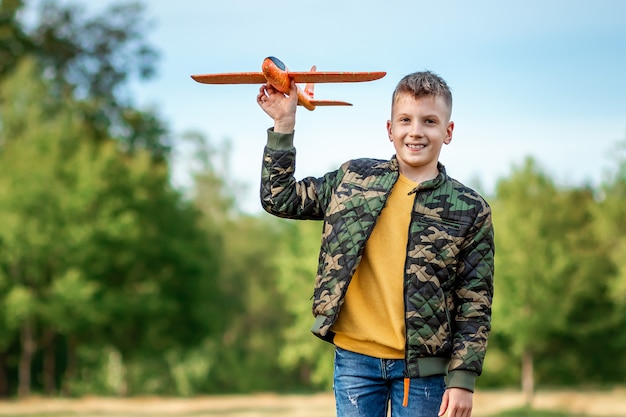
[{"xmin": 392, "ymin": 71, "xmax": 452, "ymax": 117}]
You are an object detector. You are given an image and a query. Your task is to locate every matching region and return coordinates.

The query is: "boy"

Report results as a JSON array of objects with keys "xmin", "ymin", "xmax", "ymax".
[{"xmin": 257, "ymin": 71, "xmax": 494, "ymax": 417}]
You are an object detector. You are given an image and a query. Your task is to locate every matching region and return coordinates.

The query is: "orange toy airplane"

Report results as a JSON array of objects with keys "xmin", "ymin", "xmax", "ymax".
[{"xmin": 191, "ymin": 56, "xmax": 386, "ymax": 110}]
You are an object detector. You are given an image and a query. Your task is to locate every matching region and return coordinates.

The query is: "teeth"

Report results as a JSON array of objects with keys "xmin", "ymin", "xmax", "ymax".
[{"xmin": 407, "ymin": 144, "xmax": 425, "ymax": 149}]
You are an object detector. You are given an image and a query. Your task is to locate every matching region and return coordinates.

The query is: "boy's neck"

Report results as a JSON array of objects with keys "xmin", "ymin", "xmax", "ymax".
[{"xmin": 399, "ymin": 163, "xmax": 439, "ymax": 184}]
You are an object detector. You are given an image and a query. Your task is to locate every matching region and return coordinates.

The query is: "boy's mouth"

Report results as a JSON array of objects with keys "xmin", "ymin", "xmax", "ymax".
[{"xmin": 407, "ymin": 144, "xmax": 426, "ymax": 150}]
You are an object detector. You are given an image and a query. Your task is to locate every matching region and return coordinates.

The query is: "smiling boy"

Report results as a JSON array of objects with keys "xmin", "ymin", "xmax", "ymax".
[
  {"xmin": 387, "ymin": 81, "xmax": 453, "ymax": 183},
  {"xmin": 258, "ymin": 71, "xmax": 494, "ymax": 417}
]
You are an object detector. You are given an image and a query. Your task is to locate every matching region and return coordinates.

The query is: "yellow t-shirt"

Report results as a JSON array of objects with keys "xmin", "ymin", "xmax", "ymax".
[{"xmin": 331, "ymin": 174, "xmax": 417, "ymax": 359}]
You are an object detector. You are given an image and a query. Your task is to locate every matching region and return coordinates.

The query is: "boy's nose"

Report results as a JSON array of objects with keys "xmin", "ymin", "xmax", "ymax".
[{"xmin": 409, "ymin": 123, "xmax": 424, "ymax": 137}]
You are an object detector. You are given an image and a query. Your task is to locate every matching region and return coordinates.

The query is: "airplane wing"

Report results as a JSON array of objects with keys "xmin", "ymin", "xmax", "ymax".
[
  {"xmin": 190, "ymin": 72, "xmax": 267, "ymax": 84},
  {"xmin": 191, "ymin": 71, "xmax": 386, "ymax": 85},
  {"xmin": 310, "ymin": 100, "xmax": 352, "ymax": 106},
  {"xmin": 289, "ymin": 71, "xmax": 386, "ymax": 83}
]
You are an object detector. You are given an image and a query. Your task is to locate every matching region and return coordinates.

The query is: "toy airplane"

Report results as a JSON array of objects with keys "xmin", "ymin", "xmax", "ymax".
[{"xmin": 191, "ymin": 56, "xmax": 386, "ymax": 110}]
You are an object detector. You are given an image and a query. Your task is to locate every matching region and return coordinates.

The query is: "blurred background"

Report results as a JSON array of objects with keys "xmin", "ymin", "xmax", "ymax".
[{"xmin": 0, "ymin": 0, "xmax": 625, "ymax": 411}]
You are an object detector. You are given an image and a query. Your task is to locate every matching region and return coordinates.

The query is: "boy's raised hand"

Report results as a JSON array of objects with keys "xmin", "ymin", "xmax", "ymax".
[{"xmin": 257, "ymin": 81, "xmax": 298, "ymax": 133}]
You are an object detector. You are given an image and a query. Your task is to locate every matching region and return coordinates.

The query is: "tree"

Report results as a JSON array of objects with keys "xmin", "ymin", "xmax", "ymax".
[
  {"xmin": 273, "ymin": 220, "xmax": 335, "ymax": 389},
  {"xmin": 0, "ymin": 57, "xmax": 220, "ymax": 396},
  {"xmin": 0, "ymin": 59, "xmax": 105, "ymax": 395},
  {"xmin": 491, "ymin": 157, "xmax": 608, "ymax": 404},
  {"xmin": 591, "ymin": 140, "xmax": 626, "ymax": 372},
  {"xmin": 0, "ymin": 0, "xmax": 229, "ymax": 396},
  {"xmin": 594, "ymin": 141, "xmax": 626, "ymax": 304},
  {"xmin": 0, "ymin": 0, "xmax": 168, "ymax": 159},
  {"xmin": 181, "ymin": 131, "xmax": 298, "ymax": 393},
  {"xmin": 0, "ymin": 0, "xmax": 29, "ymax": 78}
]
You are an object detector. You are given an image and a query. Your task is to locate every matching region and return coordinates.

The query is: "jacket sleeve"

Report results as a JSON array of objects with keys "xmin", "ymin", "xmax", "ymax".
[
  {"xmin": 447, "ymin": 200, "xmax": 495, "ymax": 391},
  {"xmin": 260, "ymin": 128, "xmax": 330, "ymax": 220}
]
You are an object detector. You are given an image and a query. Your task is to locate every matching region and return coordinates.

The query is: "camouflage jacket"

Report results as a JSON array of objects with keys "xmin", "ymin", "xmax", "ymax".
[{"xmin": 261, "ymin": 130, "xmax": 494, "ymax": 391}]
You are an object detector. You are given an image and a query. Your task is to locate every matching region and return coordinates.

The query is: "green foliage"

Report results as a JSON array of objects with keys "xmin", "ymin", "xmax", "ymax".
[
  {"xmin": 487, "ymin": 156, "xmax": 626, "ymax": 388},
  {"xmin": 273, "ymin": 220, "xmax": 335, "ymax": 389},
  {"xmin": 0, "ymin": 0, "xmax": 29, "ymax": 78},
  {"xmin": 0, "ymin": 0, "xmax": 168, "ymax": 158},
  {"xmin": 594, "ymin": 142, "xmax": 626, "ymax": 307},
  {"xmin": 0, "ymin": 57, "xmax": 218, "ymax": 396},
  {"xmin": 30, "ymin": 0, "xmax": 157, "ymax": 100},
  {"xmin": 493, "ymin": 158, "xmax": 587, "ymax": 352}
]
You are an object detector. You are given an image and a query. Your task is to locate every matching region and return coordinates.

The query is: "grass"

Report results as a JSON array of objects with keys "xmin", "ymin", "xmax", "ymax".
[
  {"xmin": 0, "ymin": 410, "xmax": 607, "ymax": 417},
  {"xmin": 0, "ymin": 390, "xmax": 623, "ymax": 417},
  {"xmin": 0, "ymin": 410, "xmax": 604, "ymax": 417},
  {"xmin": 496, "ymin": 408, "xmax": 599, "ymax": 417}
]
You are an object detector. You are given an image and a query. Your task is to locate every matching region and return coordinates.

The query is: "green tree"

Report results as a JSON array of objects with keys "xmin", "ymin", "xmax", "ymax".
[
  {"xmin": 183, "ymin": 132, "xmax": 299, "ymax": 393},
  {"xmin": 594, "ymin": 141, "xmax": 626, "ymax": 305},
  {"xmin": 491, "ymin": 157, "xmax": 609, "ymax": 404},
  {"xmin": 274, "ymin": 220, "xmax": 335, "ymax": 389},
  {"xmin": 0, "ymin": 58, "xmax": 219, "ymax": 397},
  {"xmin": 0, "ymin": 0, "xmax": 168, "ymax": 159},
  {"xmin": 0, "ymin": 0, "xmax": 29, "ymax": 78},
  {"xmin": 0, "ymin": 0, "xmax": 230, "ymax": 397},
  {"xmin": 591, "ymin": 140, "xmax": 626, "ymax": 374}
]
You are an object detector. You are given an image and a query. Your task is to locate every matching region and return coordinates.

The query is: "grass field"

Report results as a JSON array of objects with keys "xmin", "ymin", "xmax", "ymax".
[{"xmin": 0, "ymin": 389, "xmax": 625, "ymax": 417}]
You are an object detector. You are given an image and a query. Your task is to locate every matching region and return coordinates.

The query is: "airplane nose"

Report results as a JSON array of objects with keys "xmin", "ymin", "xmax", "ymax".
[{"xmin": 266, "ymin": 56, "xmax": 286, "ymax": 71}]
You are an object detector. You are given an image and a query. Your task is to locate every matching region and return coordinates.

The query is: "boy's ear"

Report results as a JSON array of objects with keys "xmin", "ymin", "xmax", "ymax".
[
  {"xmin": 386, "ymin": 120, "xmax": 393, "ymax": 141},
  {"xmin": 444, "ymin": 121, "xmax": 454, "ymax": 144}
]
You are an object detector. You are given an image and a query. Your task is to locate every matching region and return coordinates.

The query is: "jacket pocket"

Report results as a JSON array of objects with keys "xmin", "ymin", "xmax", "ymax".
[{"xmin": 418, "ymin": 215, "xmax": 470, "ymax": 235}]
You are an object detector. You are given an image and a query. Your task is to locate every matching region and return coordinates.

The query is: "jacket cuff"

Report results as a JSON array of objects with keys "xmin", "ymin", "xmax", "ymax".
[
  {"xmin": 266, "ymin": 128, "xmax": 295, "ymax": 150},
  {"xmin": 445, "ymin": 370, "xmax": 477, "ymax": 392}
]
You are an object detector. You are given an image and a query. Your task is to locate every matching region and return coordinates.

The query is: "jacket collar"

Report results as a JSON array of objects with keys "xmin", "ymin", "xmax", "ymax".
[
  {"xmin": 385, "ymin": 156, "xmax": 447, "ymax": 191},
  {"xmin": 419, "ymin": 162, "xmax": 447, "ymax": 190}
]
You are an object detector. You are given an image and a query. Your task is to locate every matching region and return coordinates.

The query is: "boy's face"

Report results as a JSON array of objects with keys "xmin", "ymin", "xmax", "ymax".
[{"xmin": 386, "ymin": 93, "xmax": 454, "ymax": 182}]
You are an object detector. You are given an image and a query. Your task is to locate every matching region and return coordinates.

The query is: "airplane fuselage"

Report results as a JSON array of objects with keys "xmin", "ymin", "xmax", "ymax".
[{"xmin": 261, "ymin": 56, "xmax": 316, "ymax": 110}]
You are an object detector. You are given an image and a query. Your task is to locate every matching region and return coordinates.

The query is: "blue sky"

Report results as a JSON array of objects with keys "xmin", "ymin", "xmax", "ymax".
[{"xmin": 84, "ymin": 1, "xmax": 626, "ymax": 211}]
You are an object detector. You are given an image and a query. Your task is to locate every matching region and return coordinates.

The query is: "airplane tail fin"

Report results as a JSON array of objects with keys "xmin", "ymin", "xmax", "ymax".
[
  {"xmin": 302, "ymin": 65, "xmax": 352, "ymax": 108},
  {"xmin": 304, "ymin": 65, "xmax": 316, "ymax": 98}
]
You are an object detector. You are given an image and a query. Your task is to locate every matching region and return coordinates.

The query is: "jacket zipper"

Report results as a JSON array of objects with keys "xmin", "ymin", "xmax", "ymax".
[
  {"xmin": 402, "ymin": 191, "xmax": 418, "ymax": 408},
  {"xmin": 420, "ymin": 215, "xmax": 463, "ymax": 230}
]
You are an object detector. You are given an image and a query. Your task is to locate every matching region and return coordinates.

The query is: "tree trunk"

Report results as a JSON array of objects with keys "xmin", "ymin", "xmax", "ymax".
[
  {"xmin": 42, "ymin": 328, "xmax": 56, "ymax": 395},
  {"xmin": 18, "ymin": 319, "xmax": 36, "ymax": 397},
  {"xmin": 62, "ymin": 336, "xmax": 77, "ymax": 396},
  {"xmin": 0, "ymin": 352, "xmax": 8, "ymax": 397},
  {"xmin": 521, "ymin": 349, "xmax": 534, "ymax": 407}
]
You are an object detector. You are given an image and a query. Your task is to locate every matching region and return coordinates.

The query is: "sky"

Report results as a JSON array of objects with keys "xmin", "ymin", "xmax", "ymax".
[{"xmin": 78, "ymin": 1, "xmax": 626, "ymax": 212}]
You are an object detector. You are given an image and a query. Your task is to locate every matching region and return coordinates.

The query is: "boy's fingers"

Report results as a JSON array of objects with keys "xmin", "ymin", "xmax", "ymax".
[
  {"xmin": 438, "ymin": 390, "xmax": 449, "ymax": 416},
  {"xmin": 287, "ymin": 81, "xmax": 299, "ymax": 107}
]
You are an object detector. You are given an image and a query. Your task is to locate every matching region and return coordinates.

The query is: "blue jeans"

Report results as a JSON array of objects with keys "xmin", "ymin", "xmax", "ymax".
[{"xmin": 333, "ymin": 347, "xmax": 445, "ymax": 417}]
